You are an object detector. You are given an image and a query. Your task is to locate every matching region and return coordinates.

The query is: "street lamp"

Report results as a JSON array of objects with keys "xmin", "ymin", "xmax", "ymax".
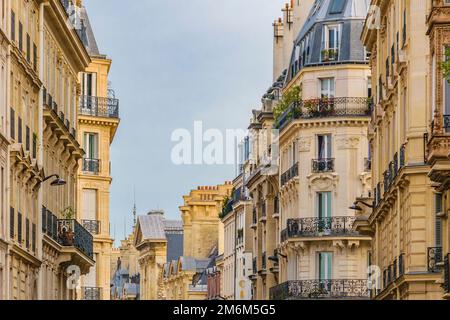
[
  {"xmin": 349, "ymin": 200, "xmax": 374, "ymax": 211},
  {"xmin": 42, "ymin": 174, "xmax": 66, "ymax": 187}
]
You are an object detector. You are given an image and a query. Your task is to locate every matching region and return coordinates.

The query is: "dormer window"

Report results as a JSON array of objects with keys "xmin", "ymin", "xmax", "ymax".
[
  {"xmin": 322, "ymin": 24, "xmax": 341, "ymax": 62},
  {"xmin": 329, "ymin": 0, "xmax": 346, "ymax": 14}
]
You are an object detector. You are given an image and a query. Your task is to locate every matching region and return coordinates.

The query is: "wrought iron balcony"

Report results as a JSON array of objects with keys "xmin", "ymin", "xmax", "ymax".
[
  {"xmin": 82, "ymin": 220, "xmax": 101, "ymax": 235},
  {"xmin": 427, "ymin": 247, "xmax": 443, "ymax": 273},
  {"xmin": 269, "ymin": 279, "xmax": 369, "ymax": 300},
  {"xmin": 312, "ymin": 158, "xmax": 334, "ymax": 173},
  {"xmin": 82, "ymin": 158, "xmax": 100, "ymax": 174},
  {"xmin": 57, "ymin": 219, "xmax": 94, "ymax": 259},
  {"xmin": 275, "ymin": 97, "xmax": 372, "ymax": 130},
  {"xmin": 281, "ymin": 162, "xmax": 299, "ymax": 186},
  {"xmin": 82, "ymin": 287, "xmax": 102, "ymax": 300},
  {"xmin": 283, "ymin": 217, "xmax": 358, "ymax": 239},
  {"xmin": 42, "ymin": 207, "xmax": 58, "ymax": 242},
  {"xmin": 79, "ymin": 95, "xmax": 119, "ymax": 118}
]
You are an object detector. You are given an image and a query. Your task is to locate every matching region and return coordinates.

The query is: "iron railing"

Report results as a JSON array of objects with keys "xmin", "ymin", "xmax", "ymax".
[
  {"xmin": 82, "ymin": 158, "xmax": 100, "ymax": 174},
  {"xmin": 275, "ymin": 97, "xmax": 372, "ymax": 130},
  {"xmin": 312, "ymin": 158, "xmax": 334, "ymax": 173},
  {"xmin": 82, "ymin": 220, "xmax": 101, "ymax": 235},
  {"xmin": 57, "ymin": 219, "xmax": 94, "ymax": 259},
  {"xmin": 42, "ymin": 207, "xmax": 58, "ymax": 241},
  {"xmin": 281, "ymin": 162, "xmax": 299, "ymax": 186},
  {"xmin": 82, "ymin": 287, "xmax": 102, "ymax": 300},
  {"xmin": 79, "ymin": 95, "xmax": 119, "ymax": 118},
  {"xmin": 283, "ymin": 217, "xmax": 358, "ymax": 239},
  {"xmin": 269, "ymin": 279, "xmax": 369, "ymax": 300},
  {"xmin": 427, "ymin": 247, "xmax": 443, "ymax": 273}
]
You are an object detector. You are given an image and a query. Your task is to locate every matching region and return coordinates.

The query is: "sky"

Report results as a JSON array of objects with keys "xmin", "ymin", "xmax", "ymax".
[{"xmin": 83, "ymin": 0, "xmax": 285, "ymax": 245}]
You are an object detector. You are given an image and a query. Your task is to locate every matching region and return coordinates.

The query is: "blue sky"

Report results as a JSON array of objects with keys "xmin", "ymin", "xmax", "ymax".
[{"xmin": 83, "ymin": 0, "xmax": 285, "ymax": 244}]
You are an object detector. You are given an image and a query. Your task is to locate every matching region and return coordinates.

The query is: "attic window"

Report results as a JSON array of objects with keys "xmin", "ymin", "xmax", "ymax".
[{"xmin": 329, "ymin": 0, "xmax": 346, "ymax": 14}]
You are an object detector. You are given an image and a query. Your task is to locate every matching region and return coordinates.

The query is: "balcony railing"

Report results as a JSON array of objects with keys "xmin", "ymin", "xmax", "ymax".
[
  {"xmin": 82, "ymin": 220, "xmax": 101, "ymax": 235},
  {"xmin": 281, "ymin": 162, "xmax": 299, "ymax": 186},
  {"xmin": 283, "ymin": 217, "xmax": 358, "ymax": 239},
  {"xmin": 57, "ymin": 219, "xmax": 94, "ymax": 259},
  {"xmin": 79, "ymin": 95, "xmax": 119, "ymax": 118},
  {"xmin": 42, "ymin": 207, "xmax": 58, "ymax": 242},
  {"xmin": 269, "ymin": 279, "xmax": 369, "ymax": 300},
  {"xmin": 427, "ymin": 247, "xmax": 443, "ymax": 273},
  {"xmin": 82, "ymin": 158, "xmax": 100, "ymax": 174},
  {"xmin": 275, "ymin": 97, "xmax": 372, "ymax": 130},
  {"xmin": 312, "ymin": 158, "xmax": 334, "ymax": 173},
  {"xmin": 82, "ymin": 287, "xmax": 102, "ymax": 300}
]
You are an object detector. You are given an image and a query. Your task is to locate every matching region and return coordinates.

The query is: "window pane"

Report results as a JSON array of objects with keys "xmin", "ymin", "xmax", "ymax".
[{"xmin": 330, "ymin": 0, "xmax": 346, "ymax": 14}]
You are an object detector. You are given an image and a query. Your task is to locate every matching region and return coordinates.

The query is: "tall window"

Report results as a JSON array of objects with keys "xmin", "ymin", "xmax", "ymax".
[
  {"xmin": 435, "ymin": 193, "xmax": 443, "ymax": 247},
  {"xmin": 84, "ymin": 133, "xmax": 98, "ymax": 159},
  {"xmin": 444, "ymin": 46, "xmax": 450, "ymax": 131},
  {"xmin": 317, "ymin": 134, "xmax": 332, "ymax": 159},
  {"xmin": 318, "ymin": 252, "xmax": 332, "ymax": 280},
  {"xmin": 320, "ymin": 78, "xmax": 335, "ymax": 98},
  {"xmin": 82, "ymin": 189, "xmax": 97, "ymax": 221},
  {"xmin": 82, "ymin": 72, "xmax": 96, "ymax": 97},
  {"xmin": 323, "ymin": 25, "xmax": 340, "ymax": 61},
  {"xmin": 317, "ymin": 192, "xmax": 332, "ymax": 219}
]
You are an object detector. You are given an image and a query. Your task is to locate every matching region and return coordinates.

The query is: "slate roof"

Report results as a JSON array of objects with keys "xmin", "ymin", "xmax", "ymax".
[
  {"xmin": 79, "ymin": 6, "xmax": 101, "ymax": 56},
  {"xmin": 137, "ymin": 215, "xmax": 167, "ymax": 241},
  {"xmin": 286, "ymin": 0, "xmax": 370, "ymax": 83}
]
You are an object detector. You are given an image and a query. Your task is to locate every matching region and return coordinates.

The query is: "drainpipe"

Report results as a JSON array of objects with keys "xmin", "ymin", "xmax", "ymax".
[
  {"xmin": 37, "ymin": 1, "xmax": 49, "ymax": 301},
  {"xmin": 4, "ymin": 0, "xmax": 11, "ymax": 300}
]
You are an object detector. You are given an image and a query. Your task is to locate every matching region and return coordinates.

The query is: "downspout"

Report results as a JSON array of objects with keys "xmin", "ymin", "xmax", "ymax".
[
  {"xmin": 233, "ymin": 205, "xmax": 237, "ymax": 300},
  {"xmin": 37, "ymin": 1, "xmax": 49, "ymax": 301},
  {"xmin": 4, "ymin": 0, "xmax": 11, "ymax": 300}
]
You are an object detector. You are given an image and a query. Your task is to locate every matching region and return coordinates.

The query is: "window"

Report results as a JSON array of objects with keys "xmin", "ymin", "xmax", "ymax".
[
  {"xmin": 26, "ymin": 34, "xmax": 30, "ymax": 62},
  {"xmin": 10, "ymin": 207, "xmax": 14, "ymax": 239},
  {"xmin": 25, "ymin": 218, "xmax": 30, "ymax": 249},
  {"xmin": 33, "ymin": 43, "xmax": 37, "ymax": 71},
  {"xmin": 320, "ymin": 78, "xmax": 335, "ymax": 98},
  {"xmin": 444, "ymin": 46, "xmax": 450, "ymax": 129},
  {"xmin": 82, "ymin": 73, "xmax": 96, "ymax": 97},
  {"xmin": 317, "ymin": 134, "xmax": 332, "ymax": 159},
  {"xmin": 25, "ymin": 126, "xmax": 30, "ymax": 151},
  {"xmin": 18, "ymin": 22, "xmax": 23, "ymax": 51},
  {"xmin": 32, "ymin": 133, "xmax": 37, "ymax": 159},
  {"xmin": 17, "ymin": 212, "xmax": 22, "ymax": 244},
  {"xmin": 17, "ymin": 116, "xmax": 22, "ymax": 143},
  {"xmin": 329, "ymin": 0, "xmax": 346, "ymax": 14},
  {"xmin": 317, "ymin": 192, "xmax": 332, "ymax": 219},
  {"xmin": 318, "ymin": 252, "xmax": 332, "ymax": 281},
  {"xmin": 11, "ymin": 10, "xmax": 15, "ymax": 41},
  {"xmin": 322, "ymin": 25, "xmax": 340, "ymax": 61},
  {"xmin": 435, "ymin": 194, "xmax": 443, "ymax": 247},
  {"xmin": 84, "ymin": 133, "xmax": 98, "ymax": 159},
  {"xmin": 82, "ymin": 189, "xmax": 97, "ymax": 222},
  {"xmin": 10, "ymin": 108, "xmax": 14, "ymax": 140}
]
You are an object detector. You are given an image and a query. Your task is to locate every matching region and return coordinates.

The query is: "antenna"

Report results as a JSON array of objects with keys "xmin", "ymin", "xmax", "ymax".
[{"xmin": 133, "ymin": 186, "xmax": 137, "ymax": 226}]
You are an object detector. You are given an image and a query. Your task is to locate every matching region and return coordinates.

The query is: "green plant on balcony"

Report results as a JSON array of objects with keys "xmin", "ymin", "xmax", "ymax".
[
  {"xmin": 219, "ymin": 195, "xmax": 232, "ymax": 219},
  {"xmin": 441, "ymin": 47, "xmax": 450, "ymax": 84},
  {"xmin": 61, "ymin": 206, "xmax": 76, "ymax": 220},
  {"xmin": 321, "ymin": 49, "xmax": 338, "ymax": 62},
  {"xmin": 273, "ymin": 85, "xmax": 302, "ymax": 124}
]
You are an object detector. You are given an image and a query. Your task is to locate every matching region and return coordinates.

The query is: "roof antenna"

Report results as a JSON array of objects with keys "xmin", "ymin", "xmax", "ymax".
[{"xmin": 133, "ymin": 186, "xmax": 137, "ymax": 227}]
